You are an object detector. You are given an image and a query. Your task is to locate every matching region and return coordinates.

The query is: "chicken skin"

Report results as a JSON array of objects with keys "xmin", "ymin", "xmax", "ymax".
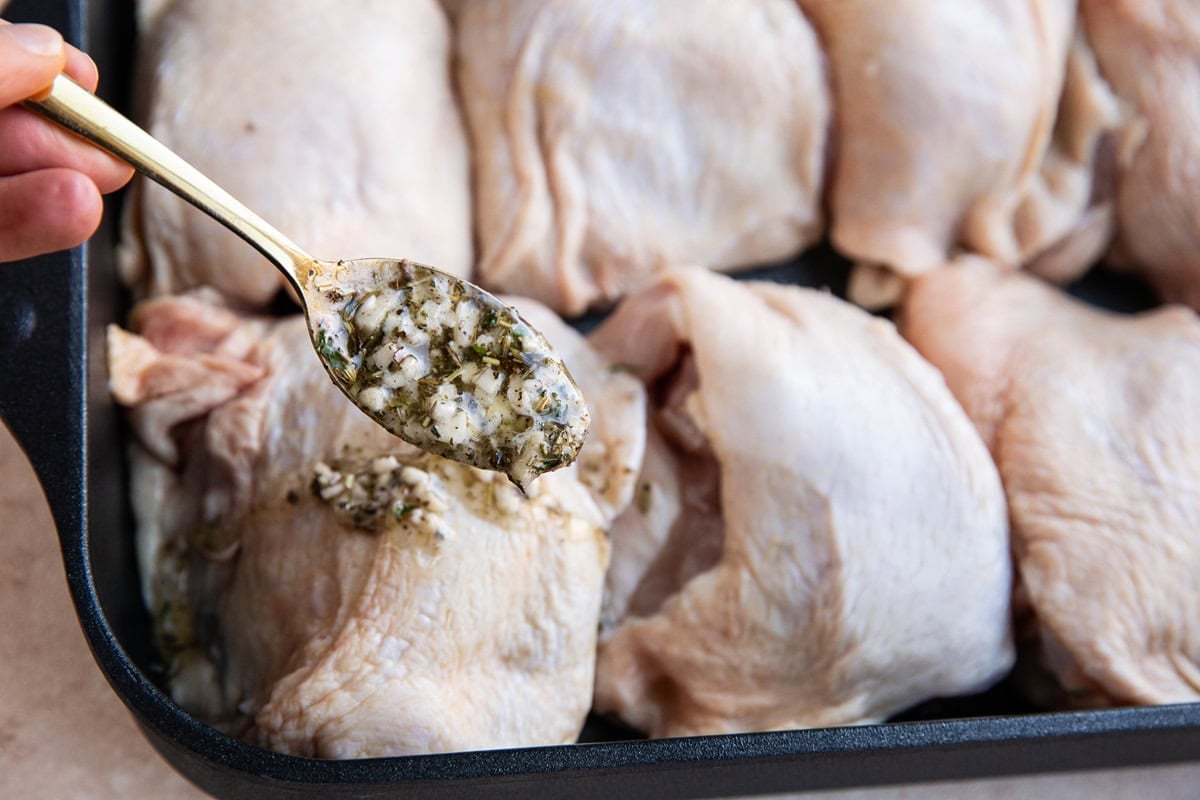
[
  {"xmin": 901, "ymin": 261, "xmax": 1200, "ymax": 706},
  {"xmin": 801, "ymin": 0, "xmax": 1075, "ymax": 277},
  {"xmin": 589, "ymin": 270, "xmax": 1014, "ymax": 737},
  {"xmin": 1081, "ymin": 0, "xmax": 1200, "ymax": 310},
  {"xmin": 451, "ymin": 0, "xmax": 830, "ymax": 315},
  {"xmin": 120, "ymin": 0, "xmax": 473, "ymax": 306},
  {"xmin": 107, "ymin": 292, "xmax": 643, "ymax": 757}
]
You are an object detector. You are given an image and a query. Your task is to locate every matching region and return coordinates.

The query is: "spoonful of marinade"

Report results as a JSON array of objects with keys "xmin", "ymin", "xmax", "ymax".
[{"xmin": 25, "ymin": 75, "xmax": 588, "ymax": 489}]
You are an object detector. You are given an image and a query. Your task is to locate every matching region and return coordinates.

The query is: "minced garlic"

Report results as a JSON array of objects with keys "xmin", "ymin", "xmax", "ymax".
[{"xmin": 311, "ymin": 455, "xmax": 448, "ymax": 539}]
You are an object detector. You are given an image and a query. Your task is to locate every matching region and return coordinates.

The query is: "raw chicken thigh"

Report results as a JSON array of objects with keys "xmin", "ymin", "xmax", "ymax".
[
  {"xmin": 107, "ymin": 291, "xmax": 643, "ymax": 757},
  {"xmin": 451, "ymin": 0, "xmax": 829, "ymax": 315},
  {"xmin": 900, "ymin": 261, "xmax": 1200, "ymax": 706},
  {"xmin": 1016, "ymin": 25, "xmax": 1125, "ymax": 285},
  {"xmin": 798, "ymin": 0, "xmax": 1076, "ymax": 303},
  {"xmin": 119, "ymin": 0, "xmax": 472, "ymax": 307},
  {"xmin": 589, "ymin": 270, "xmax": 1014, "ymax": 738},
  {"xmin": 1080, "ymin": 0, "xmax": 1200, "ymax": 309}
]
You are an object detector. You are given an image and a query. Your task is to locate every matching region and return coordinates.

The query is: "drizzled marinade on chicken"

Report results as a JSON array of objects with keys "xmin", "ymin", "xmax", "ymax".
[{"xmin": 108, "ymin": 291, "xmax": 643, "ymax": 757}]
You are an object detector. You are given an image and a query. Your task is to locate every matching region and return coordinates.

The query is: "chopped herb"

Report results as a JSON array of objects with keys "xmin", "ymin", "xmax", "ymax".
[
  {"xmin": 637, "ymin": 481, "xmax": 653, "ymax": 514},
  {"xmin": 362, "ymin": 325, "xmax": 385, "ymax": 355},
  {"xmin": 315, "ymin": 328, "xmax": 355, "ymax": 382}
]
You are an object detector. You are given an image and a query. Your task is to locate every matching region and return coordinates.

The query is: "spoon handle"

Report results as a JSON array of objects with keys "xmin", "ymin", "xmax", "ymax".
[{"xmin": 24, "ymin": 75, "xmax": 311, "ymax": 288}]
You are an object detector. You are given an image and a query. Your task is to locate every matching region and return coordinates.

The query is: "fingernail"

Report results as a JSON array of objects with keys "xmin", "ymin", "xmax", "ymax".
[{"xmin": 6, "ymin": 24, "xmax": 64, "ymax": 57}]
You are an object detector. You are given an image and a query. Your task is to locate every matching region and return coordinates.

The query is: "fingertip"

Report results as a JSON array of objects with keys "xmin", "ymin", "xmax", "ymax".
[
  {"xmin": 2, "ymin": 22, "xmax": 64, "ymax": 58},
  {"xmin": 64, "ymin": 45, "xmax": 100, "ymax": 91},
  {"xmin": 0, "ymin": 23, "xmax": 67, "ymax": 105},
  {"xmin": 0, "ymin": 21, "xmax": 98, "ymax": 91},
  {"xmin": 0, "ymin": 169, "xmax": 103, "ymax": 262},
  {"xmin": 48, "ymin": 168, "xmax": 105, "ymax": 241},
  {"xmin": 85, "ymin": 140, "xmax": 135, "ymax": 194},
  {"xmin": 97, "ymin": 160, "xmax": 136, "ymax": 195}
]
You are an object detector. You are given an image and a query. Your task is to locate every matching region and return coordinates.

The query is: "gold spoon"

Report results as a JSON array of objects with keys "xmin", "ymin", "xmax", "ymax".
[{"xmin": 25, "ymin": 75, "xmax": 588, "ymax": 489}]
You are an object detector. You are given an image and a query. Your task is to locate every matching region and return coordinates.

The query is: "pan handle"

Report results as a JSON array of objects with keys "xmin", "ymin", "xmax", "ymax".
[{"xmin": 0, "ymin": 246, "xmax": 88, "ymax": 542}]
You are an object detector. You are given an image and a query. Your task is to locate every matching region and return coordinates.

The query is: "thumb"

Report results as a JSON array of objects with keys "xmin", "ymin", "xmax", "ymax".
[{"xmin": 0, "ymin": 22, "xmax": 67, "ymax": 107}]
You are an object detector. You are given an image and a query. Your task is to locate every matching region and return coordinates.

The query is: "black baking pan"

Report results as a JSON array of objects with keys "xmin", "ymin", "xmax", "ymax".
[{"xmin": 2, "ymin": 0, "xmax": 1198, "ymax": 797}]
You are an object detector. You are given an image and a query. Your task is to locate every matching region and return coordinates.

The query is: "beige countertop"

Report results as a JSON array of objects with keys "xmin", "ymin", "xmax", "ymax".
[{"xmin": 0, "ymin": 421, "xmax": 1196, "ymax": 800}]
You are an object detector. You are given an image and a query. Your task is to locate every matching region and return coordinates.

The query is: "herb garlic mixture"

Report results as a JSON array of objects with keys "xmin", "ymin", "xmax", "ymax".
[
  {"xmin": 305, "ymin": 260, "xmax": 589, "ymax": 489},
  {"xmin": 309, "ymin": 450, "xmax": 534, "ymax": 539}
]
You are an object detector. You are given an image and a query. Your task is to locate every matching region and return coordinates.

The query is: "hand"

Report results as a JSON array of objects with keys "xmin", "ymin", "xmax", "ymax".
[{"xmin": 0, "ymin": 21, "xmax": 134, "ymax": 262}]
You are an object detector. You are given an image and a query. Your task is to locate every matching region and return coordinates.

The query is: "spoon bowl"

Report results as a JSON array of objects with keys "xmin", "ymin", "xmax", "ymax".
[
  {"xmin": 302, "ymin": 255, "xmax": 588, "ymax": 488},
  {"xmin": 25, "ymin": 75, "xmax": 588, "ymax": 486}
]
